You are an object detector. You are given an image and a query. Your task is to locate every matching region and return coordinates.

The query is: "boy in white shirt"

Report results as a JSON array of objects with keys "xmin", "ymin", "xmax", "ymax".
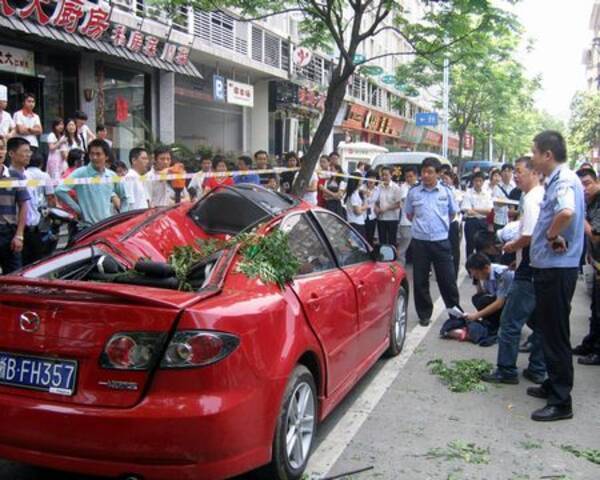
[
  {"xmin": 123, "ymin": 147, "xmax": 150, "ymax": 212},
  {"xmin": 13, "ymin": 93, "xmax": 42, "ymax": 149}
]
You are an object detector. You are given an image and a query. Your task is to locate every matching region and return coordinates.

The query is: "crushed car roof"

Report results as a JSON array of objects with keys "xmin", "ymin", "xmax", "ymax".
[{"xmin": 188, "ymin": 183, "xmax": 300, "ymax": 235}]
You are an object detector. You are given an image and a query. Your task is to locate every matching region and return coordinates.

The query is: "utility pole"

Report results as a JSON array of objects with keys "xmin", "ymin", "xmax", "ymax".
[{"xmin": 442, "ymin": 57, "xmax": 449, "ymax": 158}]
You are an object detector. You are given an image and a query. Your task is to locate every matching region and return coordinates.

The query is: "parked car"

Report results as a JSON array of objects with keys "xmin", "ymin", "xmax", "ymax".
[
  {"xmin": 0, "ymin": 184, "xmax": 408, "ymax": 480},
  {"xmin": 371, "ymin": 151, "xmax": 452, "ymax": 181}
]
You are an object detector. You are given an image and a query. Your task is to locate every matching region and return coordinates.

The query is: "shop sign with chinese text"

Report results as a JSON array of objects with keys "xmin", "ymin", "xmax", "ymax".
[
  {"xmin": 0, "ymin": 44, "xmax": 35, "ymax": 76},
  {"xmin": 0, "ymin": 0, "xmax": 190, "ymax": 66},
  {"xmin": 226, "ymin": 80, "xmax": 254, "ymax": 108}
]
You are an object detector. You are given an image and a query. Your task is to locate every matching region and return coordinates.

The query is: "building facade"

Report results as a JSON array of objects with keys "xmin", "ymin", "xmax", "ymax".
[
  {"xmin": 0, "ymin": 0, "xmax": 203, "ymax": 163},
  {"xmin": 0, "ymin": 0, "xmax": 458, "ymax": 165},
  {"xmin": 584, "ymin": 1, "xmax": 600, "ymax": 92}
]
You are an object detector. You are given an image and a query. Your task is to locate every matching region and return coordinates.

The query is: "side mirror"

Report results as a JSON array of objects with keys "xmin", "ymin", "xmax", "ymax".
[{"xmin": 372, "ymin": 244, "xmax": 397, "ymax": 262}]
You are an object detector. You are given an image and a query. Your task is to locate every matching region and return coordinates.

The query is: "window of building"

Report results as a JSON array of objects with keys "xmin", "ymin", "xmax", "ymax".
[{"xmin": 97, "ymin": 63, "xmax": 150, "ymax": 164}]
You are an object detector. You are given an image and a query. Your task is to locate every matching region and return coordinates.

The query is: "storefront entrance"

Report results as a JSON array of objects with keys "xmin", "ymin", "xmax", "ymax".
[{"xmin": 0, "ymin": 73, "xmax": 43, "ymax": 117}]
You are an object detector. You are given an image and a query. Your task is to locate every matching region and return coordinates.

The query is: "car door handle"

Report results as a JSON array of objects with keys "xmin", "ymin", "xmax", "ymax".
[
  {"xmin": 307, "ymin": 293, "xmax": 320, "ymax": 311},
  {"xmin": 357, "ymin": 280, "xmax": 367, "ymax": 296}
]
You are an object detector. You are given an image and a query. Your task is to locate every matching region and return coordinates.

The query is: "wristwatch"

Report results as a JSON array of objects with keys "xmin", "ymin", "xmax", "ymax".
[{"xmin": 14, "ymin": 234, "xmax": 24, "ymax": 241}]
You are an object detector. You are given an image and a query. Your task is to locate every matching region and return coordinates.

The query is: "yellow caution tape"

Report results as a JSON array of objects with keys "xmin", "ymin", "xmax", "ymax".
[{"xmin": 0, "ymin": 167, "xmax": 377, "ymax": 189}]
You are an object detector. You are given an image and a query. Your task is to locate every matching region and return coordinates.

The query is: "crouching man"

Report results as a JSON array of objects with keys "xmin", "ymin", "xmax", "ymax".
[{"xmin": 441, "ymin": 253, "xmax": 513, "ymax": 346}]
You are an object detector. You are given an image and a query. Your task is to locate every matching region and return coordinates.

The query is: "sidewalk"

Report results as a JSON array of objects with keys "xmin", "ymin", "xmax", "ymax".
[{"xmin": 322, "ymin": 275, "xmax": 600, "ymax": 480}]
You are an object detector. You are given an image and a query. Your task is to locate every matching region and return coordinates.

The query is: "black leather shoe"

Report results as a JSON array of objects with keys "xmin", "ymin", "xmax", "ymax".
[
  {"xmin": 577, "ymin": 353, "xmax": 600, "ymax": 366},
  {"xmin": 481, "ymin": 370, "xmax": 519, "ymax": 384},
  {"xmin": 419, "ymin": 317, "xmax": 431, "ymax": 327},
  {"xmin": 522, "ymin": 369, "xmax": 545, "ymax": 385},
  {"xmin": 531, "ymin": 405, "xmax": 573, "ymax": 422},
  {"xmin": 572, "ymin": 344, "xmax": 591, "ymax": 356},
  {"xmin": 526, "ymin": 386, "xmax": 549, "ymax": 399}
]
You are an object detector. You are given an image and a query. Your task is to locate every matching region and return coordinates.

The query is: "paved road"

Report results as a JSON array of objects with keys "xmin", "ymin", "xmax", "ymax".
[{"xmin": 1, "ymin": 270, "xmax": 598, "ymax": 480}]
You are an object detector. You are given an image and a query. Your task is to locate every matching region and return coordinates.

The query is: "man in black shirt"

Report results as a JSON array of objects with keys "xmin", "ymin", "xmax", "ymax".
[
  {"xmin": 280, "ymin": 151, "xmax": 298, "ymax": 194},
  {"xmin": 573, "ymin": 168, "xmax": 600, "ymax": 365}
]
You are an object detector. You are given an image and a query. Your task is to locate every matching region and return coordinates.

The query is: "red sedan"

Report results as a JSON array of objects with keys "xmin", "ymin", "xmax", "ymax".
[{"xmin": 0, "ymin": 185, "xmax": 408, "ymax": 480}]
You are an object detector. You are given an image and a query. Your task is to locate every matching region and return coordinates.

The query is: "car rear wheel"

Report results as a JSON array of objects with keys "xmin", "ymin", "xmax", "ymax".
[
  {"xmin": 385, "ymin": 286, "xmax": 408, "ymax": 357},
  {"xmin": 268, "ymin": 365, "xmax": 317, "ymax": 480}
]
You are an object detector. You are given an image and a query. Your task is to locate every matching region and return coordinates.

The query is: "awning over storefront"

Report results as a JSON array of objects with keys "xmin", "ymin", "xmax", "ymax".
[{"xmin": 0, "ymin": 15, "xmax": 203, "ymax": 79}]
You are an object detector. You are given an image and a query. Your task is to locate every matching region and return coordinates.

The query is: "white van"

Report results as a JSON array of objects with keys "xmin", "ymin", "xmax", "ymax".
[
  {"xmin": 371, "ymin": 152, "xmax": 452, "ymax": 179},
  {"xmin": 337, "ymin": 142, "xmax": 389, "ymax": 173}
]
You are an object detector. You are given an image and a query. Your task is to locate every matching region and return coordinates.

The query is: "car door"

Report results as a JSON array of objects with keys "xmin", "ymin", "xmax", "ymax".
[
  {"xmin": 281, "ymin": 213, "xmax": 360, "ymax": 396},
  {"xmin": 312, "ymin": 211, "xmax": 396, "ymax": 360}
]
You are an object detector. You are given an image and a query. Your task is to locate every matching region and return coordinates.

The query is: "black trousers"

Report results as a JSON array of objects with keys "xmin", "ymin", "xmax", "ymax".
[
  {"xmin": 464, "ymin": 217, "xmax": 487, "ymax": 260},
  {"xmin": 377, "ymin": 220, "xmax": 399, "ymax": 247},
  {"xmin": 0, "ymin": 224, "xmax": 22, "ymax": 274},
  {"xmin": 350, "ymin": 223, "xmax": 366, "ymax": 239},
  {"xmin": 533, "ymin": 268, "xmax": 578, "ymax": 407},
  {"xmin": 23, "ymin": 226, "xmax": 46, "ymax": 267},
  {"xmin": 581, "ymin": 271, "xmax": 600, "ymax": 354},
  {"xmin": 365, "ymin": 219, "xmax": 377, "ymax": 247},
  {"xmin": 449, "ymin": 220, "xmax": 460, "ymax": 279},
  {"xmin": 412, "ymin": 239, "xmax": 460, "ymax": 321}
]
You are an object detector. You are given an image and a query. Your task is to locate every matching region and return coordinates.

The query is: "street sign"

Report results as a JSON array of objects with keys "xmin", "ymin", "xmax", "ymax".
[
  {"xmin": 416, "ymin": 112, "xmax": 439, "ymax": 127},
  {"xmin": 213, "ymin": 75, "xmax": 225, "ymax": 102}
]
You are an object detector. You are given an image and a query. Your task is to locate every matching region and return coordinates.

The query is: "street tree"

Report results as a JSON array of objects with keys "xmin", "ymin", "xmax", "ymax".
[
  {"xmin": 492, "ymin": 107, "xmax": 564, "ymax": 162},
  {"xmin": 156, "ymin": 0, "xmax": 518, "ymax": 194},
  {"xmin": 568, "ymin": 91, "xmax": 600, "ymax": 163},
  {"xmin": 395, "ymin": 12, "xmax": 536, "ymax": 162}
]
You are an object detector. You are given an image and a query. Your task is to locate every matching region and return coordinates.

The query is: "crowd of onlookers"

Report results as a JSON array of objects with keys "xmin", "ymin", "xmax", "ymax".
[{"xmin": 394, "ymin": 131, "xmax": 596, "ymax": 424}]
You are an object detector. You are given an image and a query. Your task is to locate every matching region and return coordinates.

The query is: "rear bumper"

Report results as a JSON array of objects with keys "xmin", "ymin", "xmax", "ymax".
[{"xmin": 0, "ymin": 381, "xmax": 285, "ymax": 480}]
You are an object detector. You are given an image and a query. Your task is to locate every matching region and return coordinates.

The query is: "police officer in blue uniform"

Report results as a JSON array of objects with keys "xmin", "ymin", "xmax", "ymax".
[
  {"xmin": 405, "ymin": 157, "xmax": 461, "ymax": 325},
  {"xmin": 528, "ymin": 131, "xmax": 585, "ymax": 422}
]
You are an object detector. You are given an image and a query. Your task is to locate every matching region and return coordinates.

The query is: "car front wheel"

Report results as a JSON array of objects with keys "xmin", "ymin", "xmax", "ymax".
[
  {"xmin": 385, "ymin": 286, "xmax": 408, "ymax": 356},
  {"xmin": 268, "ymin": 365, "xmax": 317, "ymax": 480}
]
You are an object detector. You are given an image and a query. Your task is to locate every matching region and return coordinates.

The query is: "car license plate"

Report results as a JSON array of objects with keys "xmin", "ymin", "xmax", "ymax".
[{"xmin": 0, "ymin": 352, "xmax": 77, "ymax": 396}]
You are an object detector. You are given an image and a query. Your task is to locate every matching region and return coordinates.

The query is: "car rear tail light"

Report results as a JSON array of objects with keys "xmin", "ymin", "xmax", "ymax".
[
  {"xmin": 160, "ymin": 331, "xmax": 239, "ymax": 368},
  {"xmin": 101, "ymin": 332, "xmax": 166, "ymax": 370}
]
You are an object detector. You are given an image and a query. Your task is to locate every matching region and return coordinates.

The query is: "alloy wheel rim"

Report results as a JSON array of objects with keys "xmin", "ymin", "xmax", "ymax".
[
  {"xmin": 285, "ymin": 382, "xmax": 315, "ymax": 469},
  {"xmin": 395, "ymin": 294, "xmax": 407, "ymax": 344}
]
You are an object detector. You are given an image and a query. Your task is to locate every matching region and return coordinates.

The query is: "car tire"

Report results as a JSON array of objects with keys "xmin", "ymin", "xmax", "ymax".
[
  {"xmin": 267, "ymin": 365, "xmax": 318, "ymax": 480},
  {"xmin": 385, "ymin": 286, "xmax": 408, "ymax": 357}
]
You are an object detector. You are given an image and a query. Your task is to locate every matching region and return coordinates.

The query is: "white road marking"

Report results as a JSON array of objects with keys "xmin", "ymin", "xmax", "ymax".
[{"xmin": 306, "ymin": 268, "xmax": 468, "ymax": 479}]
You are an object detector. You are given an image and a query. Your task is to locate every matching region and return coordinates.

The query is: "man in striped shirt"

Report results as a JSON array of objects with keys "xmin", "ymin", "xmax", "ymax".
[{"xmin": 0, "ymin": 137, "xmax": 30, "ymax": 274}]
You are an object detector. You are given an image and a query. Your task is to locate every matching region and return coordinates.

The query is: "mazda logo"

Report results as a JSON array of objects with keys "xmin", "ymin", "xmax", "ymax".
[{"xmin": 19, "ymin": 312, "xmax": 41, "ymax": 333}]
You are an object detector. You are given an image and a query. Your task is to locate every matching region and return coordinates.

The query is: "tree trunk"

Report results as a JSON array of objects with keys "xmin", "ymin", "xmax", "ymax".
[{"xmin": 292, "ymin": 74, "xmax": 350, "ymax": 196}]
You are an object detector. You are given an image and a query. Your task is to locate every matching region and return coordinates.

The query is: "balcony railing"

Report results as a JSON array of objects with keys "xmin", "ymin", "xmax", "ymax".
[
  {"xmin": 109, "ymin": 0, "xmax": 189, "ymax": 32},
  {"xmin": 107, "ymin": 2, "xmax": 329, "ymax": 85}
]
